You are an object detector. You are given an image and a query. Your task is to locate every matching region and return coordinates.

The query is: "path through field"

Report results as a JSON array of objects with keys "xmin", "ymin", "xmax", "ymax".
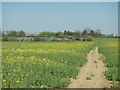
[{"xmin": 68, "ymin": 47, "xmax": 111, "ymax": 88}]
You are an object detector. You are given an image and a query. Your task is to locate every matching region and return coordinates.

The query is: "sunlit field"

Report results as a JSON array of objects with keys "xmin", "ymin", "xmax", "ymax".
[
  {"xmin": 2, "ymin": 41, "xmax": 95, "ymax": 88},
  {"xmin": 97, "ymin": 38, "xmax": 119, "ymax": 87},
  {"xmin": 2, "ymin": 38, "xmax": 119, "ymax": 88},
  {"xmin": 2, "ymin": 1, "xmax": 118, "ymax": 88}
]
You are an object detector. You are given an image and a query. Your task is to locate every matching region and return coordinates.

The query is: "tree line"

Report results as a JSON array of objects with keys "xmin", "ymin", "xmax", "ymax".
[
  {"xmin": 2, "ymin": 30, "xmax": 26, "ymax": 37},
  {"xmin": 2, "ymin": 28, "xmax": 118, "ymax": 38}
]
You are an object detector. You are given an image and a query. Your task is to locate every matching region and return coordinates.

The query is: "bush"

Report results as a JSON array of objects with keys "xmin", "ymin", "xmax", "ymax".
[
  {"xmin": 86, "ymin": 36, "xmax": 92, "ymax": 42},
  {"xmin": 10, "ymin": 38, "xmax": 19, "ymax": 41},
  {"xmin": 2, "ymin": 37, "xmax": 9, "ymax": 41},
  {"xmin": 75, "ymin": 38, "xmax": 81, "ymax": 41},
  {"xmin": 34, "ymin": 37, "xmax": 47, "ymax": 41},
  {"xmin": 82, "ymin": 38, "xmax": 86, "ymax": 41}
]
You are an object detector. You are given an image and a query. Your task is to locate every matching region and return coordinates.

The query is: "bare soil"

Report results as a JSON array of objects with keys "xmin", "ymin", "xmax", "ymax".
[{"xmin": 67, "ymin": 47, "xmax": 111, "ymax": 88}]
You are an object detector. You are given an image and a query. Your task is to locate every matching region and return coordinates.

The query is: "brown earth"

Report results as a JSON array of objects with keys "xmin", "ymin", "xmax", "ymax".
[{"xmin": 67, "ymin": 47, "xmax": 111, "ymax": 88}]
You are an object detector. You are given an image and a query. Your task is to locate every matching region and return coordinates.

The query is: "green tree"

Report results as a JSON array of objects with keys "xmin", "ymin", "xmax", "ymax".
[
  {"xmin": 40, "ymin": 32, "xmax": 55, "ymax": 37},
  {"xmin": 82, "ymin": 30, "xmax": 87, "ymax": 37},
  {"xmin": 9, "ymin": 30, "xmax": 17, "ymax": 37},
  {"xmin": 67, "ymin": 30, "xmax": 71, "ymax": 36},
  {"xmin": 18, "ymin": 30, "xmax": 26, "ymax": 37},
  {"xmin": 55, "ymin": 32, "xmax": 64, "ymax": 37},
  {"xmin": 2, "ymin": 30, "xmax": 5, "ymax": 37},
  {"xmin": 95, "ymin": 29, "xmax": 101, "ymax": 37},
  {"xmin": 88, "ymin": 30, "xmax": 95, "ymax": 36},
  {"xmin": 64, "ymin": 30, "xmax": 67, "ymax": 35},
  {"xmin": 74, "ymin": 30, "xmax": 81, "ymax": 37}
]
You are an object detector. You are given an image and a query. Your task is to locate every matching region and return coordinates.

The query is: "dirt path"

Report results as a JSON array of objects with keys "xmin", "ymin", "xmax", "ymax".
[{"xmin": 68, "ymin": 47, "xmax": 111, "ymax": 88}]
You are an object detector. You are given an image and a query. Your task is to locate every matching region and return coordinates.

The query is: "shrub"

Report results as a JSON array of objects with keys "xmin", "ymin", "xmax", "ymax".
[
  {"xmin": 2, "ymin": 37, "xmax": 9, "ymax": 41},
  {"xmin": 52, "ymin": 38, "xmax": 60, "ymax": 41},
  {"xmin": 75, "ymin": 38, "xmax": 81, "ymax": 41},
  {"xmin": 34, "ymin": 37, "xmax": 47, "ymax": 41},
  {"xmin": 86, "ymin": 36, "xmax": 92, "ymax": 42},
  {"xmin": 10, "ymin": 38, "xmax": 19, "ymax": 41},
  {"xmin": 82, "ymin": 38, "xmax": 86, "ymax": 41}
]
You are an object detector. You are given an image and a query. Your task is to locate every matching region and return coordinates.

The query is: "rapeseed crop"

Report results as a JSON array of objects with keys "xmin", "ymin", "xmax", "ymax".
[
  {"xmin": 97, "ymin": 38, "xmax": 119, "ymax": 87},
  {"xmin": 2, "ymin": 42, "xmax": 95, "ymax": 88}
]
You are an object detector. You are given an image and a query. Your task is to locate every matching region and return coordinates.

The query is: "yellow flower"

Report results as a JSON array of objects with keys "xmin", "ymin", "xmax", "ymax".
[
  {"xmin": 16, "ymin": 80, "xmax": 19, "ymax": 83},
  {"xmin": 8, "ymin": 73, "xmax": 10, "ymax": 76},
  {"xmin": 43, "ymin": 58, "xmax": 45, "ymax": 60},
  {"xmin": 41, "ymin": 85, "xmax": 44, "ymax": 88},
  {"xmin": 3, "ymin": 79, "xmax": 6, "ymax": 82}
]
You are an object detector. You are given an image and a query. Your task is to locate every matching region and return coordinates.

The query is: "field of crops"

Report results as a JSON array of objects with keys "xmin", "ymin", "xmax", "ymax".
[
  {"xmin": 2, "ymin": 42, "xmax": 95, "ymax": 88},
  {"xmin": 97, "ymin": 38, "xmax": 119, "ymax": 87}
]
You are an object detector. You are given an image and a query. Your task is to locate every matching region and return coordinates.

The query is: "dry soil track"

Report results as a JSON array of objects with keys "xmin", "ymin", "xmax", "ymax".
[{"xmin": 67, "ymin": 47, "xmax": 111, "ymax": 88}]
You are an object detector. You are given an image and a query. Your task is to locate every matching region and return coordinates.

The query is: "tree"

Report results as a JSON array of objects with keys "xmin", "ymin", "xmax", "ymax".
[
  {"xmin": 6, "ymin": 31, "xmax": 10, "ymax": 36},
  {"xmin": 82, "ymin": 28, "xmax": 93, "ymax": 37},
  {"xmin": 49, "ymin": 32, "xmax": 55, "ymax": 36},
  {"xmin": 55, "ymin": 33, "xmax": 60, "ymax": 37},
  {"xmin": 2, "ymin": 30, "xmax": 5, "ymax": 37},
  {"xmin": 9, "ymin": 30, "xmax": 17, "ymax": 37},
  {"xmin": 74, "ymin": 30, "xmax": 81, "ymax": 37},
  {"xmin": 40, "ymin": 32, "xmax": 55, "ymax": 37},
  {"xmin": 2, "ymin": 37, "xmax": 9, "ymax": 41},
  {"xmin": 82, "ymin": 30, "xmax": 87, "ymax": 37},
  {"xmin": 55, "ymin": 32, "xmax": 64, "ymax": 37},
  {"xmin": 88, "ymin": 30, "xmax": 95, "ymax": 36},
  {"xmin": 85, "ymin": 28, "xmax": 91, "ymax": 33},
  {"xmin": 64, "ymin": 30, "xmax": 72, "ymax": 36},
  {"xmin": 18, "ymin": 30, "xmax": 26, "ymax": 37},
  {"xmin": 67, "ymin": 30, "xmax": 71, "ymax": 36},
  {"xmin": 64, "ymin": 30, "xmax": 67, "ymax": 35},
  {"xmin": 110, "ymin": 33, "xmax": 114, "ymax": 37},
  {"xmin": 94, "ymin": 29, "xmax": 101, "ymax": 37}
]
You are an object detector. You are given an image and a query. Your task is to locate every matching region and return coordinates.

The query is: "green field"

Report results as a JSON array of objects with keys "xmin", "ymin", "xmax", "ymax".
[
  {"xmin": 2, "ymin": 38, "xmax": 119, "ymax": 88},
  {"xmin": 96, "ymin": 38, "xmax": 119, "ymax": 87}
]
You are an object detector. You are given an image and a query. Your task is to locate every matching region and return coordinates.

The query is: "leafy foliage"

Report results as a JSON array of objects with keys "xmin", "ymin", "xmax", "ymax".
[
  {"xmin": 2, "ymin": 37, "xmax": 9, "ymax": 41},
  {"xmin": 34, "ymin": 37, "xmax": 47, "ymax": 41},
  {"xmin": 86, "ymin": 36, "xmax": 93, "ymax": 42}
]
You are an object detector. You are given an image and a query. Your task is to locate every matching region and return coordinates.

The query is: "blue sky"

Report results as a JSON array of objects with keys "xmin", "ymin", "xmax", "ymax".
[
  {"xmin": 2, "ymin": 2, "xmax": 118, "ymax": 35},
  {"xmin": 1, "ymin": 0, "xmax": 119, "ymax": 2},
  {"xmin": 0, "ymin": 5, "xmax": 1, "ymax": 27}
]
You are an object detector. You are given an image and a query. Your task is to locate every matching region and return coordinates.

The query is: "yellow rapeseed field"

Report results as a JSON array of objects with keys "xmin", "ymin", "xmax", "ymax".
[{"xmin": 2, "ymin": 42, "xmax": 95, "ymax": 88}]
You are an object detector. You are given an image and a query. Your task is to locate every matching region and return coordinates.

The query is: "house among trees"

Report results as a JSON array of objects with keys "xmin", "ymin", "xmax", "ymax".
[
  {"xmin": 25, "ymin": 32, "xmax": 39, "ymax": 37},
  {"xmin": 2, "ymin": 28, "xmax": 119, "ymax": 42}
]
